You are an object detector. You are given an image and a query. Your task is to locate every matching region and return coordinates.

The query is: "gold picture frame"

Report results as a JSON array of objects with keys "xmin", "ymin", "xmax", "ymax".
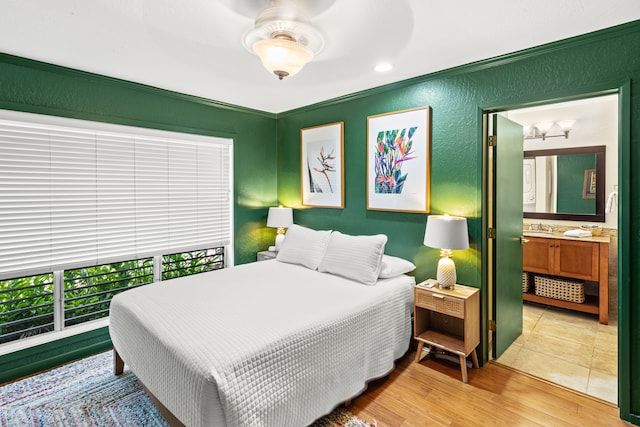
[
  {"xmin": 366, "ymin": 106, "xmax": 431, "ymax": 212},
  {"xmin": 583, "ymin": 168, "xmax": 596, "ymax": 199},
  {"xmin": 300, "ymin": 122, "xmax": 344, "ymax": 208}
]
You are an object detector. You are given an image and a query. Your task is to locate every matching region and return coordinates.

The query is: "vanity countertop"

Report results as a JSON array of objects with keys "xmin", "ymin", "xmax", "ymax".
[{"xmin": 523, "ymin": 231, "xmax": 610, "ymax": 243}]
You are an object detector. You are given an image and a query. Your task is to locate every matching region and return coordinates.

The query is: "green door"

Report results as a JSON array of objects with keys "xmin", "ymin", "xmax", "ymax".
[{"xmin": 493, "ymin": 114, "xmax": 524, "ymax": 358}]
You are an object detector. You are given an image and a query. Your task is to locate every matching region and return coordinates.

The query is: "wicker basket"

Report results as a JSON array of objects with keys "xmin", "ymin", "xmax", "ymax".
[
  {"xmin": 581, "ymin": 225, "xmax": 602, "ymax": 236},
  {"xmin": 522, "ymin": 272, "xmax": 530, "ymax": 293},
  {"xmin": 534, "ymin": 275, "xmax": 585, "ymax": 303}
]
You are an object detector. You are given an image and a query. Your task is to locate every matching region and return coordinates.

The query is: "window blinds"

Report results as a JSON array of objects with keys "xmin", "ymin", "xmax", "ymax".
[{"xmin": 0, "ymin": 110, "xmax": 232, "ymax": 281}]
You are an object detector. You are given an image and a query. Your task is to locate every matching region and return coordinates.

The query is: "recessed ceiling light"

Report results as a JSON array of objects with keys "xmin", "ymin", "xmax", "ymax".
[{"xmin": 374, "ymin": 62, "xmax": 393, "ymax": 73}]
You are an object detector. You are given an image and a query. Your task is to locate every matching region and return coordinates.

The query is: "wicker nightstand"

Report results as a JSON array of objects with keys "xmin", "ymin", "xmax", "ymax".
[{"xmin": 413, "ymin": 281, "xmax": 480, "ymax": 383}]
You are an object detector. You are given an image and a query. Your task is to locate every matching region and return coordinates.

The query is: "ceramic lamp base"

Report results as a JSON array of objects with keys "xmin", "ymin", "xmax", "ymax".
[
  {"xmin": 437, "ymin": 256, "xmax": 456, "ymax": 289},
  {"xmin": 274, "ymin": 232, "xmax": 285, "ymax": 252}
]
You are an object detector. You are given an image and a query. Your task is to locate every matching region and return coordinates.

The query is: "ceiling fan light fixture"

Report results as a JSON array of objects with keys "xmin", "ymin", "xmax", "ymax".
[
  {"xmin": 242, "ymin": 0, "xmax": 324, "ymax": 80},
  {"xmin": 253, "ymin": 34, "xmax": 314, "ymax": 80}
]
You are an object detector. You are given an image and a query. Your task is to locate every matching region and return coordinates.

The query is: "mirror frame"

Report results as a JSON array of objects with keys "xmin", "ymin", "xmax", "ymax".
[{"xmin": 523, "ymin": 145, "xmax": 606, "ymax": 222}]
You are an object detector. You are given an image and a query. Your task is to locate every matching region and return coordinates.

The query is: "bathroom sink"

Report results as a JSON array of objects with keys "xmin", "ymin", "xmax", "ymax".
[{"xmin": 523, "ymin": 230, "xmax": 554, "ymax": 237}]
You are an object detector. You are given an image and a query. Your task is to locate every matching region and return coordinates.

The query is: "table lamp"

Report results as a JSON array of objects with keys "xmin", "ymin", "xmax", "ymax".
[
  {"xmin": 266, "ymin": 206, "xmax": 293, "ymax": 252},
  {"xmin": 423, "ymin": 215, "xmax": 469, "ymax": 289}
]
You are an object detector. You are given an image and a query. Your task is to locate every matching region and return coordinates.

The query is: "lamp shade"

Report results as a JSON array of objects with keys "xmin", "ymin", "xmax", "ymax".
[
  {"xmin": 253, "ymin": 37, "xmax": 314, "ymax": 79},
  {"xmin": 557, "ymin": 119, "xmax": 576, "ymax": 132},
  {"xmin": 267, "ymin": 207, "xmax": 293, "ymax": 228},
  {"xmin": 535, "ymin": 122, "xmax": 553, "ymax": 135},
  {"xmin": 423, "ymin": 215, "xmax": 469, "ymax": 250}
]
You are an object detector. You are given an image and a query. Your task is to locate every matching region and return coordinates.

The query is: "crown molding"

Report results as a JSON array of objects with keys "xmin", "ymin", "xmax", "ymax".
[
  {"xmin": 0, "ymin": 52, "xmax": 277, "ymax": 120},
  {"xmin": 279, "ymin": 20, "xmax": 640, "ymax": 117}
]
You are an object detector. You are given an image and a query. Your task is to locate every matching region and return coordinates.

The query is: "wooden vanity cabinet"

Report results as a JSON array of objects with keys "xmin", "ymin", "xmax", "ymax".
[
  {"xmin": 523, "ymin": 236, "xmax": 608, "ymax": 324},
  {"xmin": 523, "ymin": 238, "xmax": 599, "ymax": 280},
  {"xmin": 522, "ymin": 237, "xmax": 553, "ymax": 273}
]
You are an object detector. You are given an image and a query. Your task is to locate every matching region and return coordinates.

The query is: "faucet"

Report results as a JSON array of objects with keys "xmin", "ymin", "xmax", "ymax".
[{"xmin": 527, "ymin": 222, "xmax": 553, "ymax": 233}]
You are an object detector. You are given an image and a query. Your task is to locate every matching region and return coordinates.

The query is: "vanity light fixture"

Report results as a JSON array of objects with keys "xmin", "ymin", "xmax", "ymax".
[
  {"xmin": 267, "ymin": 206, "xmax": 293, "ymax": 251},
  {"xmin": 534, "ymin": 122, "xmax": 554, "ymax": 137},
  {"xmin": 423, "ymin": 215, "xmax": 469, "ymax": 290},
  {"xmin": 243, "ymin": 0, "xmax": 324, "ymax": 80},
  {"xmin": 557, "ymin": 119, "xmax": 577, "ymax": 136},
  {"xmin": 524, "ymin": 120, "xmax": 576, "ymax": 141}
]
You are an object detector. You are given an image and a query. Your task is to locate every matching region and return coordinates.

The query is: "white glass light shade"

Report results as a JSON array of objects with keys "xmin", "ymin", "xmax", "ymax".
[
  {"xmin": 556, "ymin": 119, "xmax": 576, "ymax": 132},
  {"xmin": 423, "ymin": 215, "xmax": 469, "ymax": 251},
  {"xmin": 267, "ymin": 207, "xmax": 293, "ymax": 228},
  {"xmin": 535, "ymin": 122, "xmax": 554, "ymax": 135},
  {"xmin": 253, "ymin": 38, "xmax": 314, "ymax": 79}
]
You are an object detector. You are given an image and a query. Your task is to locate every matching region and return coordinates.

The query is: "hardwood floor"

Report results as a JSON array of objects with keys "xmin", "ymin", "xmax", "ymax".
[{"xmin": 348, "ymin": 350, "xmax": 629, "ymax": 426}]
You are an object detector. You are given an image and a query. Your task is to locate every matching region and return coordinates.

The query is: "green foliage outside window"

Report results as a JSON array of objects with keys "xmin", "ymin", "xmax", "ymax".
[
  {"xmin": 0, "ymin": 274, "xmax": 54, "ymax": 344},
  {"xmin": 64, "ymin": 258, "xmax": 154, "ymax": 327},
  {"xmin": 0, "ymin": 247, "xmax": 224, "ymax": 345},
  {"xmin": 162, "ymin": 247, "xmax": 224, "ymax": 280}
]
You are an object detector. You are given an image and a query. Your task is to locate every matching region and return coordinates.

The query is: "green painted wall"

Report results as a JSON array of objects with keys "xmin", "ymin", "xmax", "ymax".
[
  {"xmin": 0, "ymin": 327, "xmax": 112, "ymax": 384},
  {"xmin": 2, "ymin": 21, "xmax": 640, "ymax": 424},
  {"xmin": 276, "ymin": 21, "xmax": 639, "ymax": 422},
  {"xmin": 0, "ymin": 53, "xmax": 278, "ymax": 383},
  {"xmin": 557, "ymin": 153, "xmax": 597, "ymax": 214}
]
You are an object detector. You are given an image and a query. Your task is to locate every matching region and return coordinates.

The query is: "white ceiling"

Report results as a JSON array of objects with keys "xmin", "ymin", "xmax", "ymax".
[{"xmin": 1, "ymin": 1, "xmax": 639, "ymax": 113}]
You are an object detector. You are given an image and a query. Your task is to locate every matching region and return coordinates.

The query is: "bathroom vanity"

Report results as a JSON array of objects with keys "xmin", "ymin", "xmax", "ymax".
[{"xmin": 522, "ymin": 232, "xmax": 609, "ymax": 324}]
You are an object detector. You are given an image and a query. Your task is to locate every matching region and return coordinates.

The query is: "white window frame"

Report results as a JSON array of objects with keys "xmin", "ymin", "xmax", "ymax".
[{"xmin": 0, "ymin": 109, "xmax": 234, "ymax": 354}]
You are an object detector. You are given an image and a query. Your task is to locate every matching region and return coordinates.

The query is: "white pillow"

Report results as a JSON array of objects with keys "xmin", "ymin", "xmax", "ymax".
[
  {"xmin": 379, "ymin": 255, "xmax": 416, "ymax": 278},
  {"xmin": 276, "ymin": 224, "xmax": 332, "ymax": 270},
  {"xmin": 318, "ymin": 231, "xmax": 387, "ymax": 285}
]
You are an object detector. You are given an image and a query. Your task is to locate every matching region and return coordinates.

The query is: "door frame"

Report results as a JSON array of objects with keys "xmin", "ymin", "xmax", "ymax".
[{"xmin": 480, "ymin": 82, "xmax": 630, "ymax": 415}]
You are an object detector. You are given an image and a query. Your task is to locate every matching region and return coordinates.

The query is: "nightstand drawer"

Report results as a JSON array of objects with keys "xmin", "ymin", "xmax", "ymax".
[{"xmin": 415, "ymin": 288, "xmax": 464, "ymax": 318}]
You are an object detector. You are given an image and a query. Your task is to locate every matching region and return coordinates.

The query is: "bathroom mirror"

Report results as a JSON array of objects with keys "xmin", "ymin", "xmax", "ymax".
[{"xmin": 523, "ymin": 145, "xmax": 605, "ymax": 222}]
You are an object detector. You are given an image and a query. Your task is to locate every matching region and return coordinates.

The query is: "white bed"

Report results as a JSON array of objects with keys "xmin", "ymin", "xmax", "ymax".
[{"xmin": 109, "ymin": 226, "xmax": 415, "ymax": 427}]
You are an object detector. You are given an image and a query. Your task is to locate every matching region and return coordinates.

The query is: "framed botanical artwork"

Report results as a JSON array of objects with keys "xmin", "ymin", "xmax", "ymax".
[
  {"xmin": 366, "ymin": 106, "xmax": 431, "ymax": 212},
  {"xmin": 583, "ymin": 168, "xmax": 596, "ymax": 199},
  {"xmin": 300, "ymin": 122, "xmax": 344, "ymax": 208}
]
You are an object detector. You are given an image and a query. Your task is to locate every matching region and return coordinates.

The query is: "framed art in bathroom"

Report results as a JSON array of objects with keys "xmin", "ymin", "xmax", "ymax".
[
  {"xmin": 300, "ymin": 122, "xmax": 344, "ymax": 208},
  {"xmin": 366, "ymin": 106, "xmax": 431, "ymax": 213},
  {"xmin": 583, "ymin": 168, "xmax": 596, "ymax": 199}
]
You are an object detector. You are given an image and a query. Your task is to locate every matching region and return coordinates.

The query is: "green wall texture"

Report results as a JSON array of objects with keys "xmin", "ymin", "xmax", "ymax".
[
  {"xmin": 276, "ymin": 21, "xmax": 639, "ymax": 422},
  {"xmin": 0, "ymin": 53, "xmax": 278, "ymax": 383},
  {"xmin": 1, "ymin": 19, "xmax": 639, "ymax": 423}
]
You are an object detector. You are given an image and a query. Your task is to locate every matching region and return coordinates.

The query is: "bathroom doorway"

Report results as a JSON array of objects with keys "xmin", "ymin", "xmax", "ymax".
[{"xmin": 492, "ymin": 94, "xmax": 619, "ymax": 404}]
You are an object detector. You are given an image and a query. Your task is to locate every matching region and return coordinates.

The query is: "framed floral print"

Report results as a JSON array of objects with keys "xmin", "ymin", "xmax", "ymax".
[
  {"xmin": 366, "ymin": 107, "xmax": 431, "ymax": 212},
  {"xmin": 301, "ymin": 122, "xmax": 344, "ymax": 208}
]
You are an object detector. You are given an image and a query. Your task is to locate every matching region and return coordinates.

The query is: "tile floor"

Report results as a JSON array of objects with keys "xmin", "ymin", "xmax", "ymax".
[{"xmin": 496, "ymin": 302, "xmax": 618, "ymax": 404}]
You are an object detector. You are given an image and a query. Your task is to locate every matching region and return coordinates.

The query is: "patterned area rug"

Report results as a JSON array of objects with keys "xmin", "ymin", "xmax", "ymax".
[{"xmin": 0, "ymin": 351, "xmax": 376, "ymax": 426}]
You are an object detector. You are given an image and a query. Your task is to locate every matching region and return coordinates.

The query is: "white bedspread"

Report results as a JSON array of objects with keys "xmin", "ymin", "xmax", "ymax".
[{"xmin": 109, "ymin": 260, "xmax": 414, "ymax": 427}]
